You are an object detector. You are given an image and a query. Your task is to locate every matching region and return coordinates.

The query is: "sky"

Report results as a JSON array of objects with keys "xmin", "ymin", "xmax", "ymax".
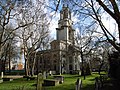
[
  {"xmin": 102, "ymin": 13, "xmax": 118, "ymax": 38},
  {"xmin": 93, "ymin": 12, "xmax": 118, "ymax": 41},
  {"xmin": 47, "ymin": 1, "xmax": 118, "ymax": 42},
  {"xmin": 49, "ymin": 12, "xmax": 59, "ymax": 39}
]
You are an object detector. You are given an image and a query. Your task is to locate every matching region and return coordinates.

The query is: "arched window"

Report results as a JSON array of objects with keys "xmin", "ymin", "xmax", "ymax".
[
  {"xmin": 54, "ymin": 65, "xmax": 56, "ymax": 70},
  {"xmin": 69, "ymin": 65, "xmax": 72, "ymax": 70},
  {"xmin": 53, "ymin": 54, "xmax": 57, "ymax": 57},
  {"xmin": 69, "ymin": 56, "xmax": 72, "ymax": 63}
]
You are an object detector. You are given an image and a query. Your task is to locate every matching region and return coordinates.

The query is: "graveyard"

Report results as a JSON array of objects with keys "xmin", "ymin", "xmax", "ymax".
[
  {"xmin": 0, "ymin": 72, "xmax": 100, "ymax": 90},
  {"xmin": 0, "ymin": 0, "xmax": 120, "ymax": 90}
]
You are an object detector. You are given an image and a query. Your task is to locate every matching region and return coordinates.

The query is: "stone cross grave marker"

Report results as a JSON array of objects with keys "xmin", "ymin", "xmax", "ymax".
[{"xmin": 37, "ymin": 73, "xmax": 43, "ymax": 90}]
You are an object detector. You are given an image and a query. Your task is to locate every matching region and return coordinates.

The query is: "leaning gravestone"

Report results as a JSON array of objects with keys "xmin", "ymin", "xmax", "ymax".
[
  {"xmin": 75, "ymin": 78, "xmax": 82, "ymax": 90},
  {"xmin": 37, "ymin": 73, "xmax": 43, "ymax": 90},
  {"xmin": 1, "ymin": 72, "xmax": 3, "ymax": 78},
  {"xmin": 0, "ymin": 72, "xmax": 3, "ymax": 83}
]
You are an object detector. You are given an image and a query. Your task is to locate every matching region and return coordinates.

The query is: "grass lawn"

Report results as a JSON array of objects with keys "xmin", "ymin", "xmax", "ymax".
[
  {"xmin": 0, "ymin": 72, "xmax": 101, "ymax": 90},
  {"xmin": 44, "ymin": 74, "xmax": 79, "ymax": 90},
  {"xmin": 44, "ymin": 72, "xmax": 100, "ymax": 90},
  {"xmin": 0, "ymin": 78, "xmax": 36, "ymax": 90},
  {"xmin": 81, "ymin": 73, "xmax": 99, "ymax": 90}
]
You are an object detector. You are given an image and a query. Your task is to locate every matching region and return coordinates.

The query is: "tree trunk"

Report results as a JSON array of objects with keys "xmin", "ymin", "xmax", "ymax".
[
  {"xmin": 3, "ymin": 49, "xmax": 7, "ymax": 74},
  {"xmin": 118, "ymin": 23, "xmax": 120, "ymax": 43},
  {"xmin": 85, "ymin": 63, "xmax": 91, "ymax": 75},
  {"xmin": 9, "ymin": 56, "xmax": 11, "ymax": 74},
  {"xmin": 8, "ymin": 44, "xmax": 11, "ymax": 74},
  {"xmin": 25, "ymin": 58, "xmax": 29, "ymax": 76},
  {"xmin": 80, "ymin": 49, "xmax": 86, "ymax": 79},
  {"xmin": 26, "ymin": 60, "xmax": 29, "ymax": 76},
  {"xmin": 98, "ymin": 62, "xmax": 104, "ymax": 75},
  {"xmin": 31, "ymin": 52, "xmax": 37, "ymax": 76},
  {"xmin": 3, "ymin": 57, "xmax": 7, "ymax": 74},
  {"xmin": 25, "ymin": 58, "xmax": 27, "ymax": 76}
]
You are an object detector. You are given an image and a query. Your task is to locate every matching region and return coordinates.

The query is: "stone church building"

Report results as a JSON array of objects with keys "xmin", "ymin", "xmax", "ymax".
[{"xmin": 36, "ymin": 5, "xmax": 81, "ymax": 74}]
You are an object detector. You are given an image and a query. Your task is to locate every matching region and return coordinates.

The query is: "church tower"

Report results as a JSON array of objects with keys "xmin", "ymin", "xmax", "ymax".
[{"xmin": 56, "ymin": 5, "xmax": 75, "ymax": 44}]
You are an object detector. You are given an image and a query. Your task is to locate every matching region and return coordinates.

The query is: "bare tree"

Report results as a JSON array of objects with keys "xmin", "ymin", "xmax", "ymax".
[
  {"xmin": 75, "ymin": 28, "xmax": 97, "ymax": 79},
  {"xmin": 0, "ymin": 0, "xmax": 34, "ymax": 62},
  {"xmin": 49, "ymin": 0, "xmax": 120, "ymax": 52},
  {"xmin": 91, "ymin": 41, "xmax": 111, "ymax": 75},
  {"xmin": 74, "ymin": 0, "xmax": 120, "ymax": 52},
  {"xmin": 0, "ymin": 25, "xmax": 18, "ymax": 74},
  {"xmin": 16, "ymin": 0, "xmax": 51, "ymax": 76}
]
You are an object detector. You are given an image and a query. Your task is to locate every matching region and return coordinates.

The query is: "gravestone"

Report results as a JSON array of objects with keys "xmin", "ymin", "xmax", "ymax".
[
  {"xmin": 1, "ymin": 72, "xmax": 3, "ymax": 78},
  {"xmin": 75, "ymin": 78, "xmax": 82, "ymax": 90},
  {"xmin": 78, "ymin": 71, "xmax": 81, "ymax": 75},
  {"xmin": 54, "ymin": 76, "xmax": 64, "ymax": 84},
  {"xmin": 95, "ymin": 77, "xmax": 102, "ymax": 90},
  {"xmin": 2, "ymin": 78, "xmax": 13, "ymax": 81},
  {"xmin": 0, "ymin": 73, "xmax": 3, "ymax": 84},
  {"xmin": 49, "ymin": 71, "xmax": 52, "ymax": 76},
  {"xmin": 0, "ymin": 79, "xmax": 3, "ymax": 83},
  {"xmin": 43, "ymin": 79, "xmax": 59, "ymax": 86},
  {"xmin": 37, "ymin": 73, "xmax": 43, "ymax": 90},
  {"xmin": 43, "ymin": 71, "xmax": 47, "ymax": 79}
]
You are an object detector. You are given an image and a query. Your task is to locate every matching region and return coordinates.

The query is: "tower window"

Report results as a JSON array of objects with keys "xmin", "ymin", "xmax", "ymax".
[
  {"xmin": 63, "ymin": 54, "xmax": 65, "ymax": 58},
  {"xmin": 69, "ymin": 56, "xmax": 72, "ymax": 63},
  {"xmin": 54, "ymin": 65, "xmax": 56, "ymax": 70},
  {"xmin": 53, "ymin": 54, "xmax": 57, "ymax": 57},
  {"xmin": 69, "ymin": 65, "xmax": 72, "ymax": 70},
  {"xmin": 54, "ymin": 60, "xmax": 57, "ymax": 63},
  {"xmin": 63, "ymin": 8, "xmax": 69, "ymax": 19}
]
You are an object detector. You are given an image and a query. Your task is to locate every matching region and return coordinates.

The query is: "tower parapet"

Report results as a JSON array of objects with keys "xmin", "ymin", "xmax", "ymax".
[{"xmin": 60, "ymin": 4, "xmax": 71, "ymax": 20}]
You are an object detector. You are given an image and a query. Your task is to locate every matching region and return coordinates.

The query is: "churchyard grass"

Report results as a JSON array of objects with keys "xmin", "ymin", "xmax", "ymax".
[
  {"xmin": 44, "ymin": 74, "xmax": 80, "ymax": 90},
  {"xmin": 44, "ymin": 73, "xmax": 100, "ymax": 90},
  {"xmin": 0, "ymin": 72, "xmax": 102, "ymax": 90},
  {"xmin": 0, "ymin": 78, "xmax": 36, "ymax": 90}
]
